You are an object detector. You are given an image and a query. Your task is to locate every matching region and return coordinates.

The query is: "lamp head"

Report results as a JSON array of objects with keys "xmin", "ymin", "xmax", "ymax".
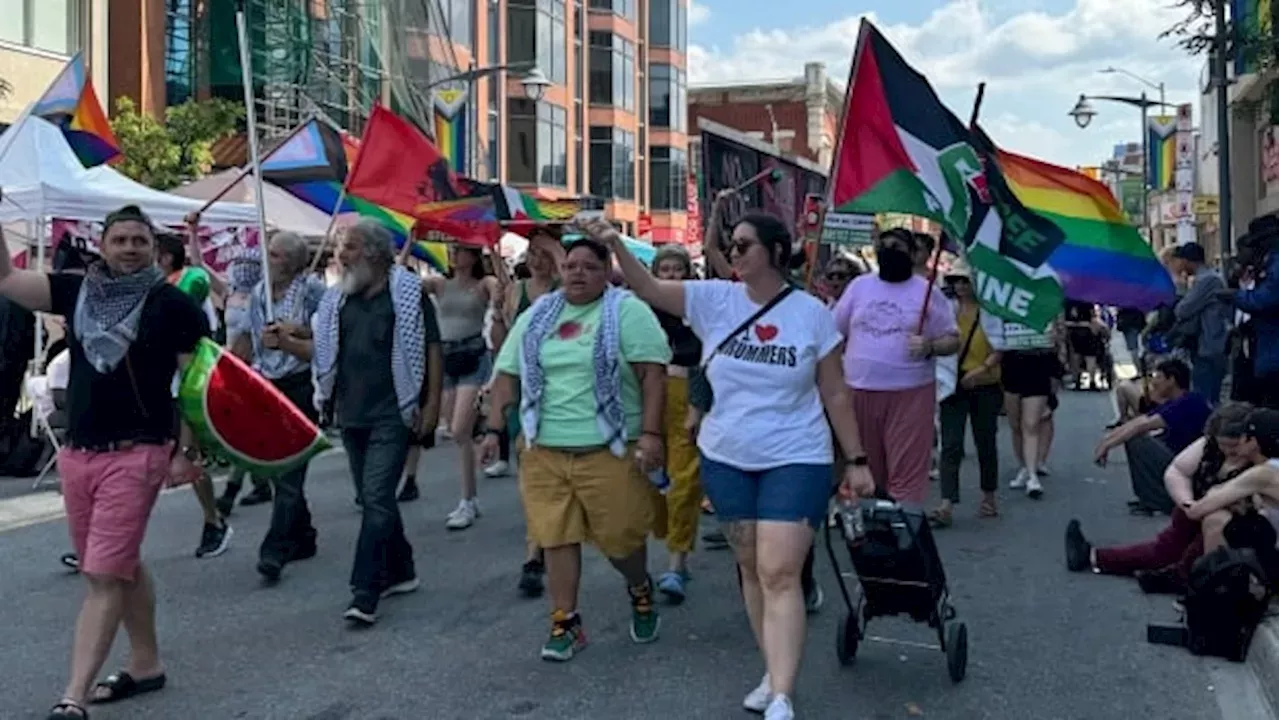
[
  {"xmin": 521, "ymin": 67, "xmax": 552, "ymax": 102},
  {"xmin": 1069, "ymin": 94, "xmax": 1098, "ymax": 129}
]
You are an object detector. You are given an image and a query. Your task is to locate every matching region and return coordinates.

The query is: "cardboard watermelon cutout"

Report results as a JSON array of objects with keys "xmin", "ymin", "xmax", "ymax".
[{"xmin": 179, "ymin": 338, "xmax": 330, "ymax": 476}]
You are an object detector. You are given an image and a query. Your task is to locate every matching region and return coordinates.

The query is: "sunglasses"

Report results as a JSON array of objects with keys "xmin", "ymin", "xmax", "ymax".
[{"xmin": 826, "ymin": 271, "xmax": 850, "ymax": 281}]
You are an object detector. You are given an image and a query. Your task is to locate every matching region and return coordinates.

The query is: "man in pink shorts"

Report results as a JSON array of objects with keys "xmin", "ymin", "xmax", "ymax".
[{"xmin": 0, "ymin": 203, "xmax": 209, "ymax": 720}]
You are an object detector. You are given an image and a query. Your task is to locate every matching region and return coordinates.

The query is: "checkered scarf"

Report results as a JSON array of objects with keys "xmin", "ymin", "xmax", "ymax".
[
  {"xmin": 519, "ymin": 287, "xmax": 627, "ymax": 457},
  {"xmin": 73, "ymin": 262, "xmax": 164, "ymax": 373},
  {"xmin": 227, "ymin": 247, "xmax": 263, "ymax": 294},
  {"xmin": 312, "ymin": 265, "xmax": 426, "ymax": 427},
  {"xmin": 250, "ymin": 273, "xmax": 324, "ymax": 379}
]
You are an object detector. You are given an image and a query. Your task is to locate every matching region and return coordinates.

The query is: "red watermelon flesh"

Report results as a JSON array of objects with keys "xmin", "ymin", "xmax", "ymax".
[{"xmin": 193, "ymin": 343, "xmax": 326, "ymax": 470}]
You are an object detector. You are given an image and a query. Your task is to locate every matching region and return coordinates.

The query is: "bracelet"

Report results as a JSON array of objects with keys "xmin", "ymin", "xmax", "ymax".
[{"xmin": 641, "ymin": 430, "xmax": 663, "ymax": 440}]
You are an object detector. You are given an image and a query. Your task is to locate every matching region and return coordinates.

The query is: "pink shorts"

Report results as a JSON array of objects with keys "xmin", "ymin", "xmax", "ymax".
[{"xmin": 57, "ymin": 443, "xmax": 171, "ymax": 581}]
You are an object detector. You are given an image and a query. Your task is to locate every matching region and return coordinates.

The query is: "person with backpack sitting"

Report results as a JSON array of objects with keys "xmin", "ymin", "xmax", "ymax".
[
  {"xmin": 1064, "ymin": 402, "xmax": 1273, "ymax": 595},
  {"xmin": 1185, "ymin": 409, "xmax": 1279, "ymax": 553}
]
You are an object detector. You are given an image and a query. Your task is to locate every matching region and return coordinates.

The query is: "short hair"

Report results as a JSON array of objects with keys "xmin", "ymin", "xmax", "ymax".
[
  {"xmin": 1154, "ymin": 358, "xmax": 1191, "ymax": 390},
  {"xmin": 346, "ymin": 219, "xmax": 396, "ymax": 269},
  {"xmin": 651, "ymin": 243, "xmax": 693, "ymax": 277},
  {"xmin": 736, "ymin": 211, "xmax": 793, "ymax": 270},
  {"xmin": 104, "ymin": 204, "xmax": 154, "ymax": 234},
  {"xmin": 878, "ymin": 227, "xmax": 919, "ymax": 253},
  {"xmin": 270, "ymin": 231, "xmax": 311, "ymax": 276},
  {"xmin": 913, "ymin": 232, "xmax": 936, "ymax": 255},
  {"xmin": 156, "ymin": 232, "xmax": 187, "ymax": 270},
  {"xmin": 564, "ymin": 237, "xmax": 610, "ymax": 265}
]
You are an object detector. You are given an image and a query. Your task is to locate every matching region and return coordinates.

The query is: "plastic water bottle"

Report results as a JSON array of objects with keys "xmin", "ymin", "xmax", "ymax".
[
  {"xmin": 838, "ymin": 499, "xmax": 865, "ymax": 544},
  {"xmin": 647, "ymin": 468, "xmax": 671, "ymax": 495}
]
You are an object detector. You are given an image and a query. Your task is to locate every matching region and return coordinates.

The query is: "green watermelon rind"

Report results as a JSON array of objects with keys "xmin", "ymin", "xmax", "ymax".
[{"xmin": 179, "ymin": 338, "xmax": 330, "ymax": 478}]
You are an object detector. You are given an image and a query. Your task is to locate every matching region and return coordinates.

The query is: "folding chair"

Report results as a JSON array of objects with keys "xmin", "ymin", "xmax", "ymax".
[{"xmin": 24, "ymin": 374, "xmax": 64, "ymax": 489}]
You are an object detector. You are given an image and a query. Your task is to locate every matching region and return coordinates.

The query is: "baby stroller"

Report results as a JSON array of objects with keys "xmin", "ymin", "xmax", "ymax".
[{"xmin": 824, "ymin": 497, "xmax": 969, "ymax": 683}]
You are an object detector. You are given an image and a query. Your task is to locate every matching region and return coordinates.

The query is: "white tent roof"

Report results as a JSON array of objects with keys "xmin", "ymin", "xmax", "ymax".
[
  {"xmin": 0, "ymin": 116, "xmax": 259, "ymax": 227},
  {"xmin": 170, "ymin": 168, "xmax": 331, "ymax": 237}
]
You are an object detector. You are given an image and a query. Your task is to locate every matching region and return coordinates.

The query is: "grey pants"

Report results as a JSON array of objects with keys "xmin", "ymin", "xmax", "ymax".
[{"xmin": 1124, "ymin": 434, "xmax": 1176, "ymax": 514}]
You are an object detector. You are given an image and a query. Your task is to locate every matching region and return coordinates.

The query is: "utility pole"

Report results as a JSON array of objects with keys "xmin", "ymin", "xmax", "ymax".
[{"xmin": 1212, "ymin": 0, "xmax": 1233, "ymax": 258}]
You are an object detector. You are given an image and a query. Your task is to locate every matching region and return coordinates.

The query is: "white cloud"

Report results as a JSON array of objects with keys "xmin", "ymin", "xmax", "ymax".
[
  {"xmin": 688, "ymin": 0, "xmax": 1203, "ymax": 168},
  {"xmin": 689, "ymin": 1, "xmax": 710, "ymax": 26}
]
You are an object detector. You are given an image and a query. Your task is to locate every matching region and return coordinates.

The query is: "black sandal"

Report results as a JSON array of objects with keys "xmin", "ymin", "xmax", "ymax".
[
  {"xmin": 90, "ymin": 671, "xmax": 166, "ymax": 704},
  {"xmin": 47, "ymin": 699, "xmax": 88, "ymax": 719}
]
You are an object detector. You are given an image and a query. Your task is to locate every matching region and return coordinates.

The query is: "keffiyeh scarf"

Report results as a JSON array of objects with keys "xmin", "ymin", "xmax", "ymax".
[
  {"xmin": 227, "ymin": 247, "xmax": 263, "ymax": 295},
  {"xmin": 312, "ymin": 265, "xmax": 426, "ymax": 427},
  {"xmin": 520, "ymin": 287, "xmax": 627, "ymax": 457},
  {"xmin": 250, "ymin": 273, "xmax": 323, "ymax": 380},
  {"xmin": 73, "ymin": 263, "xmax": 164, "ymax": 373}
]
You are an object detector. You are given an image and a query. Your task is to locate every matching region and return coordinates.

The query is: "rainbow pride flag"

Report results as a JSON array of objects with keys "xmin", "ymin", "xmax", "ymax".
[
  {"xmin": 32, "ymin": 52, "xmax": 119, "ymax": 167},
  {"xmin": 997, "ymin": 148, "xmax": 1177, "ymax": 311},
  {"xmin": 1147, "ymin": 116, "xmax": 1176, "ymax": 192}
]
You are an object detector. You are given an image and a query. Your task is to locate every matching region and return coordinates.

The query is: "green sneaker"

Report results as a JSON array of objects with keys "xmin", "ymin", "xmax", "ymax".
[
  {"xmin": 629, "ymin": 578, "xmax": 661, "ymax": 644},
  {"xmin": 540, "ymin": 610, "xmax": 587, "ymax": 662}
]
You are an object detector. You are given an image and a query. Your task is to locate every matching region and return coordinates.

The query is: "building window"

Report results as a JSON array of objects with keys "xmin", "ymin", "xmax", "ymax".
[
  {"xmin": 589, "ymin": 126, "xmax": 635, "ymax": 199},
  {"xmin": 164, "ymin": 0, "xmax": 196, "ymax": 106},
  {"xmin": 588, "ymin": 32, "xmax": 634, "ymax": 111},
  {"xmin": 0, "ymin": 0, "xmax": 79, "ymax": 55},
  {"xmin": 649, "ymin": 0, "xmax": 687, "ymax": 51},
  {"xmin": 509, "ymin": 0, "xmax": 567, "ymax": 85},
  {"xmin": 650, "ymin": 146, "xmax": 687, "ymax": 210},
  {"xmin": 487, "ymin": 0, "xmax": 499, "ymax": 65},
  {"xmin": 574, "ymin": 133, "xmax": 584, "ymax": 194},
  {"xmin": 487, "ymin": 111, "xmax": 501, "ymax": 181},
  {"xmin": 588, "ymin": 0, "xmax": 636, "ymax": 22},
  {"xmin": 428, "ymin": 0, "xmax": 474, "ymax": 50},
  {"xmin": 648, "ymin": 64, "xmax": 686, "ymax": 132},
  {"xmin": 508, "ymin": 99, "xmax": 568, "ymax": 187}
]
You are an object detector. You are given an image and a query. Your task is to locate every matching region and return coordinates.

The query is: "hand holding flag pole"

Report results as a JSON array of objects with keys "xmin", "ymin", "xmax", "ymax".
[{"xmin": 917, "ymin": 81, "xmax": 985, "ymax": 335}]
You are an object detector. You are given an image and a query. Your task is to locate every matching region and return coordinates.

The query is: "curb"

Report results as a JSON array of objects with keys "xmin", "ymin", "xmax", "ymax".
[{"xmin": 1248, "ymin": 612, "xmax": 1278, "ymax": 717}]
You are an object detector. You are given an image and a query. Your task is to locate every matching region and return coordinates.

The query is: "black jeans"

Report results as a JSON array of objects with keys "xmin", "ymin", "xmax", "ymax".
[
  {"xmin": 343, "ymin": 422, "xmax": 414, "ymax": 598},
  {"xmin": 260, "ymin": 371, "xmax": 319, "ymax": 563},
  {"xmin": 1125, "ymin": 434, "xmax": 1176, "ymax": 514},
  {"xmin": 938, "ymin": 383, "xmax": 1003, "ymax": 503}
]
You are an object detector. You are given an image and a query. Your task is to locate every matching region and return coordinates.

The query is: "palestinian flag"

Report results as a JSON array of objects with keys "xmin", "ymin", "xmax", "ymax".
[{"xmin": 829, "ymin": 20, "xmax": 1066, "ymax": 330}]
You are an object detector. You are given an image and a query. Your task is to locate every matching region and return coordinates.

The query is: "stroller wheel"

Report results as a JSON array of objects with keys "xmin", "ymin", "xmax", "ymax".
[
  {"xmin": 945, "ymin": 621, "xmax": 968, "ymax": 683},
  {"xmin": 836, "ymin": 612, "xmax": 860, "ymax": 666}
]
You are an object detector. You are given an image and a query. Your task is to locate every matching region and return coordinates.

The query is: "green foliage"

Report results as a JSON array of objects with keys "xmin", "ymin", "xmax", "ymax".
[
  {"xmin": 110, "ymin": 97, "xmax": 244, "ymax": 189},
  {"xmin": 1161, "ymin": 0, "xmax": 1278, "ymax": 123}
]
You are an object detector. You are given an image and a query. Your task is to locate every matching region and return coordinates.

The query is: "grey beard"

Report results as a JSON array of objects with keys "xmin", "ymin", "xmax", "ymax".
[{"xmin": 340, "ymin": 263, "xmax": 373, "ymax": 295}]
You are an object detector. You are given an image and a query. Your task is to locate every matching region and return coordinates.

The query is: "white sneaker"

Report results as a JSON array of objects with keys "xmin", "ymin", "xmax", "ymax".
[
  {"xmin": 483, "ymin": 460, "xmax": 510, "ymax": 478},
  {"xmin": 445, "ymin": 498, "xmax": 479, "ymax": 530},
  {"xmin": 1009, "ymin": 467, "xmax": 1031, "ymax": 489},
  {"xmin": 764, "ymin": 694, "xmax": 795, "ymax": 720},
  {"xmin": 743, "ymin": 674, "xmax": 772, "ymax": 713},
  {"xmin": 1037, "ymin": 463, "xmax": 1052, "ymax": 477},
  {"xmin": 1026, "ymin": 475, "xmax": 1044, "ymax": 499}
]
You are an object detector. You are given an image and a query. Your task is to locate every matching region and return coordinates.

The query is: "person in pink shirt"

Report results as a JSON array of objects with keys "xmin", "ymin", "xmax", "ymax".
[{"xmin": 833, "ymin": 228, "xmax": 960, "ymax": 504}]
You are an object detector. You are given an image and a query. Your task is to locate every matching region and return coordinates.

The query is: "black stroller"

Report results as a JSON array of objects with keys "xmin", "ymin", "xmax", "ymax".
[{"xmin": 824, "ymin": 497, "xmax": 969, "ymax": 683}]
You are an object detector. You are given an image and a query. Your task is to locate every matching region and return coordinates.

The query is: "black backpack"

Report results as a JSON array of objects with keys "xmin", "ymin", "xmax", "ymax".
[{"xmin": 1183, "ymin": 544, "xmax": 1272, "ymax": 661}]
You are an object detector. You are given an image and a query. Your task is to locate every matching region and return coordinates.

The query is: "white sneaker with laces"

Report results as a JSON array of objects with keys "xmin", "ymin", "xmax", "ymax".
[
  {"xmin": 743, "ymin": 675, "xmax": 772, "ymax": 713},
  {"xmin": 1037, "ymin": 463, "xmax": 1052, "ymax": 477},
  {"xmin": 1009, "ymin": 467, "xmax": 1031, "ymax": 489},
  {"xmin": 483, "ymin": 460, "xmax": 510, "ymax": 478},
  {"xmin": 764, "ymin": 694, "xmax": 795, "ymax": 720},
  {"xmin": 445, "ymin": 498, "xmax": 480, "ymax": 530},
  {"xmin": 1026, "ymin": 475, "xmax": 1044, "ymax": 499}
]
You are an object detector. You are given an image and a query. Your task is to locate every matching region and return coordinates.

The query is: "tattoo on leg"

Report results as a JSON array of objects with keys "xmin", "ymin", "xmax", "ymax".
[{"xmin": 723, "ymin": 521, "xmax": 756, "ymax": 552}]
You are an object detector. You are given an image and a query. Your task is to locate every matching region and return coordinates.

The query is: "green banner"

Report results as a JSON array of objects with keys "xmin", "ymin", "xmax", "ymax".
[{"xmin": 965, "ymin": 244, "xmax": 1064, "ymax": 331}]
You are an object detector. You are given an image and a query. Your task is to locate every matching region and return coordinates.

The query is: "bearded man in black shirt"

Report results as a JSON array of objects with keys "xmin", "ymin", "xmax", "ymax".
[{"xmin": 0, "ymin": 203, "xmax": 209, "ymax": 720}]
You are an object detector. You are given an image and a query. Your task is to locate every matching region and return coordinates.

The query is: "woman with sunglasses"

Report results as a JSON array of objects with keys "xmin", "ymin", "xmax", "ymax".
[{"xmin": 819, "ymin": 256, "xmax": 862, "ymax": 308}]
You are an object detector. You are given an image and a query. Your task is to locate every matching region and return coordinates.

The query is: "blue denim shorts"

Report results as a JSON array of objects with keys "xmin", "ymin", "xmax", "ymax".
[{"xmin": 699, "ymin": 455, "xmax": 833, "ymax": 529}]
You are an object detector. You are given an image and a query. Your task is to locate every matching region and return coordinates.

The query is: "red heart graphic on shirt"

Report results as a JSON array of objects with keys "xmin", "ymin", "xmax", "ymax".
[
  {"xmin": 754, "ymin": 324, "xmax": 779, "ymax": 342},
  {"xmin": 557, "ymin": 321, "xmax": 583, "ymax": 340}
]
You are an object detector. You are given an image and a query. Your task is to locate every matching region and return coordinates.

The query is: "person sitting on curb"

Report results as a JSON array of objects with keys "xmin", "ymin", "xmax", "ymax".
[{"xmin": 1093, "ymin": 358, "xmax": 1212, "ymax": 515}]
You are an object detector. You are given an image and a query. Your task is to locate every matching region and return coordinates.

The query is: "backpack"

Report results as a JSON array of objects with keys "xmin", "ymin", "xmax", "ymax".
[{"xmin": 1183, "ymin": 545, "xmax": 1272, "ymax": 661}]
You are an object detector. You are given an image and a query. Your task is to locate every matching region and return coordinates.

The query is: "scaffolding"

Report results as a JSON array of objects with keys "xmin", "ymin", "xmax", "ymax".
[{"xmin": 195, "ymin": 0, "xmax": 468, "ymax": 140}]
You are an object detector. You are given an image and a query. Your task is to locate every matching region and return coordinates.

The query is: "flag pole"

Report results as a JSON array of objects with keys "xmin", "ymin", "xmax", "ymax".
[
  {"xmin": 307, "ymin": 185, "xmax": 349, "ymax": 274},
  {"xmin": 916, "ymin": 81, "xmax": 986, "ymax": 334},
  {"xmin": 236, "ymin": 2, "xmax": 274, "ymax": 319}
]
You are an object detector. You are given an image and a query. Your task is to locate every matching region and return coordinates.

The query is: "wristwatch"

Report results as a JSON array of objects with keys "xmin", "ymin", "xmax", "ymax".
[
  {"xmin": 180, "ymin": 445, "xmax": 200, "ymax": 462},
  {"xmin": 847, "ymin": 455, "xmax": 869, "ymax": 467}
]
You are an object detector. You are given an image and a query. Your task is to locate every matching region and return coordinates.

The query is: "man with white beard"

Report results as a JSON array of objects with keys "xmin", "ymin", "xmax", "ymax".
[{"xmin": 312, "ymin": 220, "xmax": 443, "ymax": 625}]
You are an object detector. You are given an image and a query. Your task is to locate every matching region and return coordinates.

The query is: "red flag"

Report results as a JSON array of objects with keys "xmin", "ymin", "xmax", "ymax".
[{"xmin": 345, "ymin": 105, "xmax": 496, "ymax": 245}]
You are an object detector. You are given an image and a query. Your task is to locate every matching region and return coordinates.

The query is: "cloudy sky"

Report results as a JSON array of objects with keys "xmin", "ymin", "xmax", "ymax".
[{"xmin": 687, "ymin": 0, "xmax": 1207, "ymax": 168}]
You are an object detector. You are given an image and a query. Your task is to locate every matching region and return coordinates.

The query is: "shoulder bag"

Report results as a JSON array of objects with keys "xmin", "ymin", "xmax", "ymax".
[{"xmin": 687, "ymin": 286, "xmax": 795, "ymax": 412}]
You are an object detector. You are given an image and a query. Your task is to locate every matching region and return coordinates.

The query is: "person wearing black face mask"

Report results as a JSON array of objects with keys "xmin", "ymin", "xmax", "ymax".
[{"xmin": 876, "ymin": 242, "xmax": 916, "ymax": 284}]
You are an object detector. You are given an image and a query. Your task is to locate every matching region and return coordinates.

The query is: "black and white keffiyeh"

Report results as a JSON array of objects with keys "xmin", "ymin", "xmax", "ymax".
[
  {"xmin": 519, "ymin": 287, "xmax": 627, "ymax": 457},
  {"xmin": 249, "ymin": 273, "xmax": 325, "ymax": 380},
  {"xmin": 73, "ymin": 262, "xmax": 164, "ymax": 373},
  {"xmin": 311, "ymin": 265, "xmax": 426, "ymax": 427}
]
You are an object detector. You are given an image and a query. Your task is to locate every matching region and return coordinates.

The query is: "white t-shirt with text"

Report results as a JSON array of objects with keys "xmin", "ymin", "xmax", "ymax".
[{"xmin": 685, "ymin": 280, "xmax": 843, "ymax": 471}]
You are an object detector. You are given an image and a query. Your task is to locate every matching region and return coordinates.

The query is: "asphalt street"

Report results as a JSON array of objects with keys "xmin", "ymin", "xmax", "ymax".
[{"xmin": 0, "ymin": 372, "xmax": 1259, "ymax": 719}]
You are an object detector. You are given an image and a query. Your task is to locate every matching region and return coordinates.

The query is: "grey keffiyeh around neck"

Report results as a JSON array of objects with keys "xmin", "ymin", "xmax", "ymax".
[
  {"xmin": 311, "ymin": 265, "xmax": 427, "ymax": 427},
  {"xmin": 73, "ymin": 262, "xmax": 165, "ymax": 373},
  {"xmin": 519, "ymin": 286, "xmax": 627, "ymax": 457}
]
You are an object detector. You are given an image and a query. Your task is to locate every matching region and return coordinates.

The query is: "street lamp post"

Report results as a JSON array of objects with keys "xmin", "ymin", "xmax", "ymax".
[
  {"xmin": 421, "ymin": 64, "xmax": 552, "ymax": 179},
  {"xmin": 1070, "ymin": 92, "xmax": 1176, "ymax": 244}
]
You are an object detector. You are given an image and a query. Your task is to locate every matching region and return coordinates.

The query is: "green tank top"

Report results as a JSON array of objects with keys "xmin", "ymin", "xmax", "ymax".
[{"xmin": 515, "ymin": 278, "xmax": 559, "ymax": 317}]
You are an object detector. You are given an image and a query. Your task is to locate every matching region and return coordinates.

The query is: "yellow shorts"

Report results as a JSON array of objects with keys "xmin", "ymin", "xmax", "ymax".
[{"xmin": 519, "ymin": 442, "xmax": 658, "ymax": 559}]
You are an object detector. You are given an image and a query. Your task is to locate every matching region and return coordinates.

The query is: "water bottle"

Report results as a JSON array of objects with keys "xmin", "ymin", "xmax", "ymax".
[
  {"xmin": 838, "ymin": 498, "xmax": 865, "ymax": 544},
  {"xmin": 647, "ymin": 468, "xmax": 671, "ymax": 495}
]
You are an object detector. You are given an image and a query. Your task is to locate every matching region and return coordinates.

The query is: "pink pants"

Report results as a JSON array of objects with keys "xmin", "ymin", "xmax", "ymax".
[
  {"xmin": 58, "ymin": 443, "xmax": 171, "ymax": 581},
  {"xmin": 851, "ymin": 384, "xmax": 936, "ymax": 505}
]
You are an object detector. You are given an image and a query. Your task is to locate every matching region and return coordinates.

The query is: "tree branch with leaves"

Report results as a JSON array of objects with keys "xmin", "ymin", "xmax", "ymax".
[
  {"xmin": 109, "ymin": 97, "xmax": 245, "ymax": 189},
  {"xmin": 1161, "ymin": 0, "xmax": 1278, "ymax": 122}
]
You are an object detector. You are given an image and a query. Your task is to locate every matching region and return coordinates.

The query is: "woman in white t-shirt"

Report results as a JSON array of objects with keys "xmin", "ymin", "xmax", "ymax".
[{"xmin": 593, "ymin": 213, "xmax": 873, "ymax": 720}]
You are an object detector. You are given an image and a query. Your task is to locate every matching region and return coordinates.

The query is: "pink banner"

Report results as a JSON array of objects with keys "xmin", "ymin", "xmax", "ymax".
[{"xmin": 48, "ymin": 219, "xmax": 261, "ymax": 273}]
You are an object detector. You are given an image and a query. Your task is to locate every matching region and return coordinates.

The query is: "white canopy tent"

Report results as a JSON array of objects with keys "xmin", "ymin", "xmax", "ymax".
[
  {"xmin": 0, "ymin": 116, "xmax": 259, "ymax": 226},
  {"xmin": 170, "ymin": 167, "xmax": 331, "ymax": 237}
]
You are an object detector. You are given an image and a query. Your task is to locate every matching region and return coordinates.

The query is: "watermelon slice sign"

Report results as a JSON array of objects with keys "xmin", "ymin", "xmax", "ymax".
[{"xmin": 179, "ymin": 338, "xmax": 330, "ymax": 476}]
